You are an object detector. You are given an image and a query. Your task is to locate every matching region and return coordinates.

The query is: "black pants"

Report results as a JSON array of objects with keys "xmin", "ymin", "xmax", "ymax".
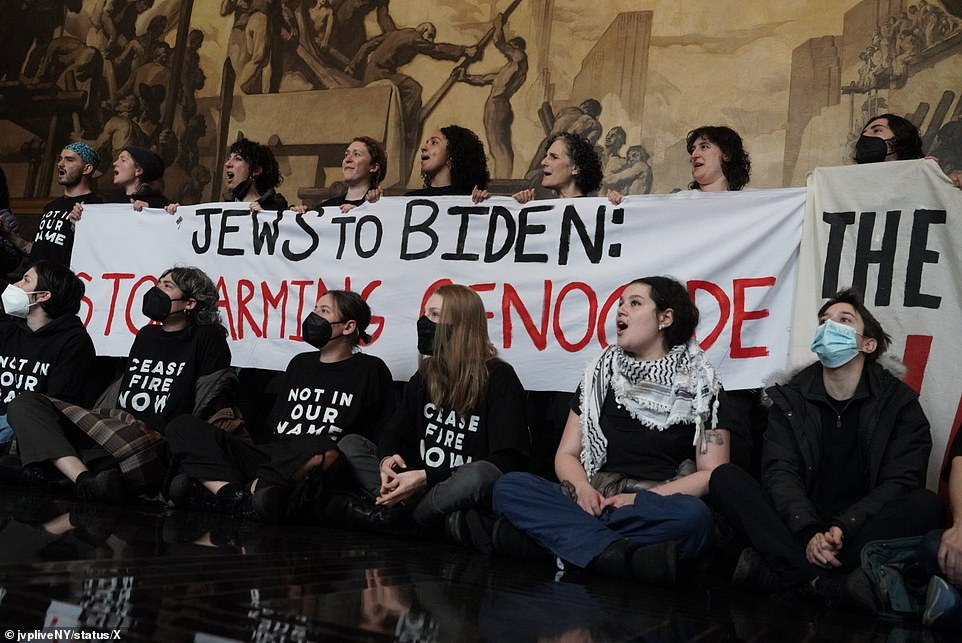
[{"xmin": 709, "ymin": 462, "xmax": 944, "ymax": 587}]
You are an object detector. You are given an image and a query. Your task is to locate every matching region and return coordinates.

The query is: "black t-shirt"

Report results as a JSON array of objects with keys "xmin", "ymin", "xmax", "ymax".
[
  {"xmin": 28, "ymin": 193, "xmax": 102, "ymax": 267},
  {"xmin": 571, "ymin": 386, "xmax": 731, "ymax": 481},
  {"xmin": 0, "ymin": 315, "xmax": 96, "ymax": 414},
  {"xmin": 106, "ymin": 187, "xmax": 171, "ymax": 209},
  {"xmin": 269, "ymin": 351, "xmax": 395, "ymax": 443},
  {"xmin": 116, "ymin": 324, "xmax": 231, "ymax": 431},
  {"xmin": 403, "ymin": 185, "xmax": 473, "ymax": 197},
  {"xmin": 378, "ymin": 358, "xmax": 529, "ymax": 488},
  {"xmin": 812, "ymin": 391, "xmax": 868, "ymax": 518},
  {"xmin": 318, "ymin": 194, "xmax": 366, "ymax": 209}
]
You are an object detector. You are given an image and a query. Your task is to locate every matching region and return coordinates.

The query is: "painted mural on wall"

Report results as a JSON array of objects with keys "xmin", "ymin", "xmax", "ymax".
[{"xmin": 1, "ymin": 0, "xmax": 961, "ymax": 204}]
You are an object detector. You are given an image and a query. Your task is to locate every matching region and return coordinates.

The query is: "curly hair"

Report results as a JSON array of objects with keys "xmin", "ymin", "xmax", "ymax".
[
  {"xmin": 351, "ymin": 136, "xmax": 388, "ymax": 187},
  {"xmin": 428, "ymin": 125, "xmax": 490, "ymax": 191},
  {"xmin": 228, "ymin": 138, "xmax": 282, "ymax": 196},
  {"xmin": 549, "ymin": 132, "xmax": 602, "ymax": 195},
  {"xmin": 161, "ymin": 266, "xmax": 223, "ymax": 330},
  {"xmin": 859, "ymin": 114, "xmax": 924, "ymax": 161},
  {"xmin": 628, "ymin": 276, "xmax": 699, "ymax": 349},
  {"xmin": 686, "ymin": 125, "xmax": 751, "ymax": 191}
]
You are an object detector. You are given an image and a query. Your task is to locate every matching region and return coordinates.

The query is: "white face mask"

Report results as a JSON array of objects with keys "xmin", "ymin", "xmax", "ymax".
[{"xmin": 1, "ymin": 285, "xmax": 43, "ymax": 318}]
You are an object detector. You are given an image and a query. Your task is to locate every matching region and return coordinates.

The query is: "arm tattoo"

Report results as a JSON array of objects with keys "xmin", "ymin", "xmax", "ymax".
[{"xmin": 704, "ymin": 429, "xmax": 725, "ymax": 446}]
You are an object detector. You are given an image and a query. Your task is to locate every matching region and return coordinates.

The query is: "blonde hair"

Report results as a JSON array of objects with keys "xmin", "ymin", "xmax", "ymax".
[{"xmin": 421, "ymin": 284, "xmax": 496, "ymax": 415}]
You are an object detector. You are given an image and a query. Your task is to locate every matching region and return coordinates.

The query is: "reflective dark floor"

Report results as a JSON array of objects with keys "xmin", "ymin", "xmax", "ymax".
[{"xmin": 0, "ymin": 489, "xmax": 953, "ymax": 643}]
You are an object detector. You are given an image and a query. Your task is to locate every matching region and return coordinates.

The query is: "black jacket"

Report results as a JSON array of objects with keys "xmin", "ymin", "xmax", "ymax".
[{"xmin": 761, "ymin": 359, "xmax": 931, "ymax": 540}]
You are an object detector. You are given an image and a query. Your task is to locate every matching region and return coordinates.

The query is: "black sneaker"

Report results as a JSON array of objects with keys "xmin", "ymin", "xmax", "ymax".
[
  {"xmin": 74, "ymin": 469, "xmax": 126, "ymax": 503},
  {"xmin": 731, "ymin": 547, "xmax": 780, "ymax": 593},
  {"xmin": 252, "ymin": 484, "xmax": 290, "ymax": 523},
  {"xmin": 587, "ymin": 539, "xmax": 677, "ymax": 587},
  {"xmin": 491, "ymin": 517, "xmax": 551, "ymax": 561},
  {"xmin": 167, "ymin": 474, "xmax": 211, "ymax": 509},
  {"xmin": 214, "ymin": 483, "xmax": 254, "ymax": 519}
]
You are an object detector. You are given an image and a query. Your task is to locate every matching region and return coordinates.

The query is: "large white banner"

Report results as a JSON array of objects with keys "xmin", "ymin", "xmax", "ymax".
[
  {"xmin": 72, "ymin": 190, "xmax": 804, "ymax": 392},
  {"xmin": 793, "ymin": 160, "xmax": 962, "ymax": 488}
]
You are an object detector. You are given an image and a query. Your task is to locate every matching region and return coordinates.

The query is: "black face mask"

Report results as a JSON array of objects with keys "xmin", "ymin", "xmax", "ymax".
[
  {"xmin": 302, "ymin": 312, "xmax": 342, "ymax": 349},
  {"xmin": 417, "ymin": 315, "xmax": 436, "ymax": 356},
  {"xmin": 230, "ymin": 177, "xmax": 253, "ymax": 201},
  {"xmin": 142, "ymin": 286, "xmax": 184, "ymax": 322},
  {"xmin": 855, "ymin": 135, "xmax": 891, "ymax": 164}
]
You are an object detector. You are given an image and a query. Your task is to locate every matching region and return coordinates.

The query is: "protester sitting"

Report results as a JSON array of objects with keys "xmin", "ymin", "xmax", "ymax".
[
  {"xmin": 405, "ymin": 126, "xmax": 490, "ymax": 197},
  {"xmin": 0, "ymin": 262, "xmax": 95, "ymax": 455},
  {"xmin": 8, "ymin": 266, "xmax": 233, "ymax": 501},
  {"xmin": 492, "ymin": 276, "xmax": 730, "ymax": 586},
  {"xmin": 709, "ymin": 288, "xmax": 943, "ymax": 603},
  {"xmin": 330, "ymin": 284, "xmax": 529, "ymax": 537},
  {"xmin": 918, "ymin": 427, "xmax": 962, "ymax": 629},
  {"xmin": 164, "ymin": 290, "xmax": 395, "ymax": 522}
]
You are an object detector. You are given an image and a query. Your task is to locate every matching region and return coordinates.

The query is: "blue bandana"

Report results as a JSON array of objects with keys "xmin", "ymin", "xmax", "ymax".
[{"xmin": 63, "ymin": 142, "xmax": 99, "ymax": 168}]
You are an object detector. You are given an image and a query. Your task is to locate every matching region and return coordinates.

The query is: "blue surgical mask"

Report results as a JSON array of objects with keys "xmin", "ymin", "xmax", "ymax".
[{"xmin": 810, "ymin": 319, "xmax": 861, "ymax": 368}]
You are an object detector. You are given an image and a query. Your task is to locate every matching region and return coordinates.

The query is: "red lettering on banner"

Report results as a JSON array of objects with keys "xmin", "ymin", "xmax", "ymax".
[
  {"xmin": 124, "ymin": 275, "xmax": 156, "ymax": 335},
  {"xmin": 215, "ymin": 277, "xmax": 238, "ymax": 340},
  {"xmin": 77, "ymin": 271, "xmax": 93, "ymax": 327},
  {"xmin": 902, "ymin": 334, "xmax": 933, "ymax": 394},
  {"xmin": 102, "ymin": 273, "xmax": 135, "ymax": 335},
  {"xmin": 689, "ymin": 280, "xmax": 729, "ymax": 351},
  {"xmin": 731, "ymin": 277, "xmax": 774, "ymax": 358},
  {"xmin": 596, "ymin": 285, "xmax": 625, "ymax": 348},
  {"xmin": 236, "ymin": 279, "xmax": 262, "ymax": 339},
  {"xmin": 503, "ymin": 281, "xmax": 551, "ymax": 350},
  {"xmin": 262, "ymin": 281, "xmax": 289, "ymax": 339},
  {"xmin": 554, "ymin": 282, "xmax": 597, "ymax": 352},
  {"xmin": 470, "ymin": 283, "xmax": 497, "ymax": 320}
]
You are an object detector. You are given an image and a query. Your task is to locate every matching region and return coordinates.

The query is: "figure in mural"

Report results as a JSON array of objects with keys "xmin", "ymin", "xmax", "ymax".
[
  {"xmin": 930, "ymin": 119, "xmax": 962, "ymax": 187},
  {"xmin": 272, "ymin": 0, "xmax": 358, "ymax": 90},
  {"xmin": 77, "ymin": 94, "xmax": 147, "ymax": 165},
  {"xmin": 525, "ymin": 99, "xmax": 603, "ymax": 187},
  {"xmin": 604, "ymin": 144, "xmax": 653, "ymax": 196},
  {"xmin": 103, "ymin": 0, "xmax": 157, "ymax": 97},
  {"xmin": 328, "ymin": 0, "xmax": 396, "ymax": 61},
  {"xmin": 455, "ymin": 13, "xmax": 528, "ymax": 178},
  {"xmin": 349, "ymin": 23, "xmax": 478, "ymax": 182},
  {"xmin": 179, "ymin": 29, "xmax": 207, "ymax": 123},
  {"xmin": 16, "ymin": 0, "xmax": 84, "ymax": 82},
  {"xmin": 222, "ymin": 0, "xmax": 279, "ymax": 95},
  {"xmin": 115, "ymin": 14, "xmax": 169, "ymax": 99},
  {"xmin": 599, "ymin": 126, "xmax": 627, "ymax": 192}
]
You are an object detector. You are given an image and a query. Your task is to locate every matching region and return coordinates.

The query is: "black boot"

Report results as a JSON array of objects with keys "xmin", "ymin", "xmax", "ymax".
[
  {"xmin": 490, "ymin": 517, "xmax": 552, "ymax": 561},
  {"xmin": 323, "ymin": 492, "xmax": 416, "ymax": 536},
  {"xmin": 587, "ymin": 539, "xmax": 677, "ymax": 587}
]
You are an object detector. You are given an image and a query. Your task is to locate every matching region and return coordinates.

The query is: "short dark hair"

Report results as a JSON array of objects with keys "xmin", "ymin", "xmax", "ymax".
[
  {"xmin": 228, "ymin": 138, "xmax": 282, "ymax": 195},
  {"xmin": 549, "ymin": 132, "xmax": 602, "ymax": 195},
  {"xmin": 324, "ymin": 289, "xmax": 372, "ymax": 345},
  {"xmin": 351, "ymin": 136, "xmax": 388, "ymax": 187},
  {"xmin": 861, "ymin": 113, "xmax": 924, "ymax": 160},
  {"xmin": 435, "ymin": 125, "xmax": 490, "ymax": 191},
  {"xmin": 817, "ymin": 288, "xmax": 891, "ymax": 360},
  {"xmin": 32, "ymin": 260, "xmax": 85, "ymax": 318},
  {"xmin": 686, "ymin": 125, "xmax": 752, "ymax": 191},
  {"xmin": 629, "ymin": 276, "xmax": 699, "ymax": 349}
]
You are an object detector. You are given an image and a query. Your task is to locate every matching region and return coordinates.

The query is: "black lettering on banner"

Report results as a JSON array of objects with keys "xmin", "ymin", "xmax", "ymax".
[
  {"xmin": 356, "ymin": 215, "xmax": 383, "ymax": 258},
  {"xmin": 442, "ymin": 206, "xmax": 487, "ymax": 261},
  {"xmin": 559, "ymin": 203, "xmax": 605, "ymax": 265},
  {"xmin": 515, "ymin": 205, "xmax": 551, "ymax": 263},
  {"xmin": 218, "ymin": 209, "xmax": 248, "ymax": 256},
  {"xmin": 485, "ymin": 205, "xmax": 516, "ymax": 263},
  {"xmin": 332, "ymin": 215, "xmax": 356, "ymax": 259},
  {"xmin": 191, "ymin": 208, "xmax": 221, "ymax": 253},
  {"xmin": 401, "ymin": 199, "xmax": 439, "ymax": 260},
  {"xmin": 905, "ymin": 208, "xmax": 946, "ymax": 309},
  {"xmin": 821, "ymin": 211, "xmax": 855, "ymax": 296},
  {"xmin": 282, "ymin": 212, "xmax": 321, "ymax": 261},
  {"xmin": 252, "ymin": 210, "xmax": 281, "ymax": 254},
  {"xmin": 853, "ymin": 210, "xmax": 900, "ymax": 306}
]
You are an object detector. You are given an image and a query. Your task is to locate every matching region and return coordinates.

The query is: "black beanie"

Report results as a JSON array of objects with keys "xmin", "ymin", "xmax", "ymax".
[{"xmin": 123, "ymin": 146, "xmax": 165, "ymax": 182}]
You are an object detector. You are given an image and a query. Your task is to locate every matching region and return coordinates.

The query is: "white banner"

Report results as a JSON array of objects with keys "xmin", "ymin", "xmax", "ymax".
[
  {"xmin": 793, "ymin": 159, "xmax": 962, "ymax": 488},
  {"xmin": 72, "ymin": 190, "xmax": 804, "ymax": 393}
]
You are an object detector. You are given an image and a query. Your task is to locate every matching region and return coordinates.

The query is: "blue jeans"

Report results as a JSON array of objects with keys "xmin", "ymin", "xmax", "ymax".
[
  {"xmin": 0, "ymin": 414, "xmax": 12, "ymax": 454},
  {"xmin": 492, "ymin": 471, "xmax": 714, "ymax": 568}
]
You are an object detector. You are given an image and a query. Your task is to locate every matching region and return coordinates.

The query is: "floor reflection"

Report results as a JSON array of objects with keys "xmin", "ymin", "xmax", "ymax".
[{"xmin": 0, "ymin": 489, "xmax": 954, "ymax": 642}]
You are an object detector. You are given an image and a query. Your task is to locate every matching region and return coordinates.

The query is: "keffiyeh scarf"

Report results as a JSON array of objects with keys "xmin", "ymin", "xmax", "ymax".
[{"xmin": 578, "ymin": 339, "xmax": 721, "ymax": 479}]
